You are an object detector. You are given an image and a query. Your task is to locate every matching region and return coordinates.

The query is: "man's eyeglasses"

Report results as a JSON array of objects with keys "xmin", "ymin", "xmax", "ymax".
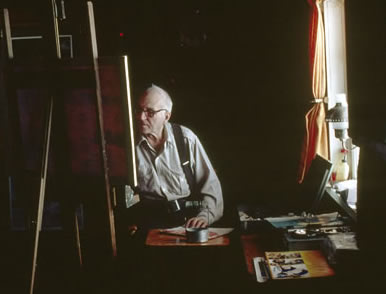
[{"xmin": 135, "ymin": 108, "xmax": 168, "ymax": 118}]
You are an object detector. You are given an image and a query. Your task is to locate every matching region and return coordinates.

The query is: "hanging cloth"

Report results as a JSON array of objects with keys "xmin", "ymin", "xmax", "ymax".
[{"xmin": 298, "ymin": 0, "xmax": 329, "ymax": 183}]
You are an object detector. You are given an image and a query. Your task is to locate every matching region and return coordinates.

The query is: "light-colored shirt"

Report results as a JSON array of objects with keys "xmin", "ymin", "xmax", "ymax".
[{"xmin": 136, "ymin": 122, "xmax": 223, "ymax": 224}]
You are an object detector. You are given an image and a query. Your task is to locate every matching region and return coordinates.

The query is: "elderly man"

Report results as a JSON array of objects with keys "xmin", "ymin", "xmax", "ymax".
[{"xmin": 134, "ymin": 84, "xmax": 223, "ymax": 229}]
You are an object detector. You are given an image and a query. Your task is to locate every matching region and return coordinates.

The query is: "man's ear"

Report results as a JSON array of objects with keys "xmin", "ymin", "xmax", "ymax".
[{"xmin": 165, "ymin": 111, "xmax": 171, "ymax": 122}]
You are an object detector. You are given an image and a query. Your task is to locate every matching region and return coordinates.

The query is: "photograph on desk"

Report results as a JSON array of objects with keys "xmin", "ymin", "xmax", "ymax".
[{"xmin": 262, "ymin": 250, "xmax": 335, "ymax": 280}]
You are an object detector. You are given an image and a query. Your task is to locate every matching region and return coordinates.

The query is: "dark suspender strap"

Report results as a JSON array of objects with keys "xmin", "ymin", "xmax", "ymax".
[{"xmin": 171, "ymin": 123, "xmax": 196, "ymax": 197}]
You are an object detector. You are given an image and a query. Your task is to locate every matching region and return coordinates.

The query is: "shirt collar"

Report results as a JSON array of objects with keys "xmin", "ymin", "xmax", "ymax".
[
  {"xmin": 136, "ymin": 122, "xmax": 173, "ymax": 147},
  {"xmin": 164, "ymin": 122, "xmax": 174, "ymax": 146}
]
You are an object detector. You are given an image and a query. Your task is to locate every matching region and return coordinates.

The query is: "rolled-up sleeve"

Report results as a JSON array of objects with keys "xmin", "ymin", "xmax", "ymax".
[{"xmin": 184, "ymin": 127, "xmax": 223, "ymax": 224}]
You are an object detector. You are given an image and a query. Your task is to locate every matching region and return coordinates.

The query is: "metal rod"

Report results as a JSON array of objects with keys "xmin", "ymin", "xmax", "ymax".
[
  {"xmin": 75, "ymin": 213, "xmax": 83, "ymax": 266},
  {"xmin": 1, "ymin": 8, "xmax": 14, "ymax": 59},
  {"xmin": 87, "ymin": 1, "xmax": 117, "ymax": 257},
  {"xmin": 29, "ymin": 1, "xmax": 67, "ymax": 292},
  {"xmin": 29, "ymin": 97, "xmax": 53, "ymax": 294},
  {"xmin": 51, "ymin": 0, "xmax": 61, "ymax": 58}
]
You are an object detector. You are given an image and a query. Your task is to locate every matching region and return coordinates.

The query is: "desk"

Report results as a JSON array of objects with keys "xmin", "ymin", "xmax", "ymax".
[
  {"xmin": 240, "ymin": 229, "xmax": 285, "ymax": 276},
  {"xmin": 238, "ymin": 222, "xmax": 362, "ymax": 294},
  {"xmin": 238, "ymin": 229, "xmax": 352, "ymax": 294},
  {"xmin": 124, "ymin": 228, "xmax": 241, "ymax": 294},
  {"xmin": 240, "ymin": 233, "xmax": 267, "ymax": 275},
  {"xmin": 120, "ymin": 223, "xmax": 362, "ymax": 294},
  {"xmin": 145, "ymin": 228, "xmax": 231, "ymax": 246}
]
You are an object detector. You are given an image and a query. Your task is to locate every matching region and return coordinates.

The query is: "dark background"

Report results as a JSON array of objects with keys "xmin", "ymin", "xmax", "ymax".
[
  {"xmin": 2, "ymin": 0, "xmax": 311, "ymax": 217},
  {"xmin": 91, "ymin": 0, "xmax": 311, "ymax": 212},
  {"xmin": 0, "ymin": 0, "xmax": 315, "ymax": 240},
  {"xmin": 2, "ymin": 1, "xmax": 386, "ymax": 293},
  {"xmin": 2, "ymin": 0, "xmax": 385, "ymax": 221},
  {"xmin": 346, "ymin": 0, "xmax": 386, "ymax": 145}
]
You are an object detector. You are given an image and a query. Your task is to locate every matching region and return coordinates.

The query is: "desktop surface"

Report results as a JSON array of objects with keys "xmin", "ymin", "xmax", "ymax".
[{"xmin": 145, "ymin": 228, "xmax": 231, "ymax": 246}]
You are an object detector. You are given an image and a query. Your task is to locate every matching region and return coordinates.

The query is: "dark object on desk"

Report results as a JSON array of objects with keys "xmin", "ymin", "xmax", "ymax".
[
  {"xmin": 186, "ymin": 227, "xmax": 209, "ymax": 243},
  {"xmin": 282, "ymin": 223, "xmax": 353, "ymax": 251},
  {"xmin": 237, "ymin": 203, "xmax": 289, "ymax": 233},
  {"xmin": 322, "ymin": 232, "xmax": 359, "ymax": 266},
  {"xmin": 253, "ymin": 257, "xmax": 270, "ymax": 283},
  {"xmin": 324, "ymin": 187, "xmax": 357, "ymax": 224},
  {"xmin": 283, "ymin": 229, "xmax": 326, "ymax": 251},
  {"xmin": 297, "ymin": 154, "xmax": 334, "ymax": 214},
  {"xmin": 238, "ymin": 203, "xmax": 281, "ymax": 219}
]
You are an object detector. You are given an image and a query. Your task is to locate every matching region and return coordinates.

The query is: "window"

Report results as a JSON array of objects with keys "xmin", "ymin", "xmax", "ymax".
[{"xmin": 324, "ymin": 0, "xmax": 358, "ymax": 208}]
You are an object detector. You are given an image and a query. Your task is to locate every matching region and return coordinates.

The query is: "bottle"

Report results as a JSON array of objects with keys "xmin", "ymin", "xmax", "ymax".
[{"xmin": 335, "ymin": 152, "xmax": 350, "ymax": 182}]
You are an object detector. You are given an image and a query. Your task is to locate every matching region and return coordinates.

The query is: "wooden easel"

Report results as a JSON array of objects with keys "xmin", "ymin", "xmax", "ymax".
[{"xmin": 0, "ymin": 2, "xmax": 121, "ymax": 293}]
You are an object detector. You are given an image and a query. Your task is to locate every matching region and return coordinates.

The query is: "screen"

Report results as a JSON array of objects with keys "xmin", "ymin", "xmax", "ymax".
[{"xmin": 298, "ymin": 154, "xmax": 333, "ymax": 214}]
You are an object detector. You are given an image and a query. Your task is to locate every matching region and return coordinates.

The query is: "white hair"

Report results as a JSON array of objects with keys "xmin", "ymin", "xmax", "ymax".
[{"xmin": 146, "ymin": 84, "xmax": 173, "ymax": 112}]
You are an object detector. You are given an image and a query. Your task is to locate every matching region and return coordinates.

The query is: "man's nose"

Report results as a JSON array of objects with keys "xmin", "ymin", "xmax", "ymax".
[{"xmin": 139, "ymin": 110, "xmax": 147, "ymax": 120}]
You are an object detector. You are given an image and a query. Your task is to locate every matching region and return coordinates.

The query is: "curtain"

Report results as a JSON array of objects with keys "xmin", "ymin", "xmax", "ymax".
[{"xmin": 298, "ymin": 0, "xmax": 329, "ymax": 183}]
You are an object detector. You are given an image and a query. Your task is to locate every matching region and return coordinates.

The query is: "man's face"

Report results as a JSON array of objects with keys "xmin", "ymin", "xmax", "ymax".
[{"xmin": 136, "ymin": 90, "xmax": 170, "ymax": 137}]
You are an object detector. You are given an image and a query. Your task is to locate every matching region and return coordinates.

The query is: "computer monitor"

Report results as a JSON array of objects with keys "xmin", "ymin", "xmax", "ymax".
[
  {"xmin": 298, "ymin": 154, "xmax": 334, "ymax": 214},
  {"xmin": 298, "ymin": 154, "xmax": 357, "ymax": 223},
  {"xmin": 324, "ymin": 187, "xmax": 357, "ymax": 223}
]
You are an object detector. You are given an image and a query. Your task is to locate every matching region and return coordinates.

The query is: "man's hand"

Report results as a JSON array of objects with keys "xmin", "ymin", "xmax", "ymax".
[{"xmin": 185, "ymin": 217, "xmax": 208, "ymax": 228}]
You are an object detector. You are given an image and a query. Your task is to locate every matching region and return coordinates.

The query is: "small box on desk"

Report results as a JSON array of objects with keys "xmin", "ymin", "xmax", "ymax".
[
  {"xmin": 322, "ymin": 232, "xmax": 359, "ymax": 266},
  {"xmin": 283, "ymin": 225, "xmax": 354, "ymax": 251},
  {"xmin": 283, "ymin": 230, "xmax": 326, "ymax": 251}
]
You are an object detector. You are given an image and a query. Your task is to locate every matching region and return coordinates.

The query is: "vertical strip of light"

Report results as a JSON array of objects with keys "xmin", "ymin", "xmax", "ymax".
[
  {"xmin": 312, "ymin": 0, "xmax": 327, "ymax": 100},
  {"xmin": 324, "ymin": 0, "xmax": 352, "ymax": 167},
  {"xmin": 123, "ymin": 56, "xmax": 138, "ymax": 187}
]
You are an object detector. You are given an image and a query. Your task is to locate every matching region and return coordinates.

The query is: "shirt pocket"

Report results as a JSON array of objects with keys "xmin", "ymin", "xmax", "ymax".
[
  {"xmin": 137, "ymin": 163, "xmax": 154, "ymax": 189},
  {"xmin": 162, "ymin": 166, "xmax": 190, "ymax": 196}
]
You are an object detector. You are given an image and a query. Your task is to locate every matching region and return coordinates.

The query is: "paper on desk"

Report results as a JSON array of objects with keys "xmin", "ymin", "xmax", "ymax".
[
  {"xmin": 265, "ymin": 212, "xmax": 343, "ymax": 229},
  {"xmin": 160, "ymin": 226, "xmax": 234, "ymax": 240}
]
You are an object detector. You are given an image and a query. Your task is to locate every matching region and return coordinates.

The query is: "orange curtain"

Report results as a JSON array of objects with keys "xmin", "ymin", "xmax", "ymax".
[{"xmin": 298, "ymin": 0, "xmax": 329, "ymax": 183}]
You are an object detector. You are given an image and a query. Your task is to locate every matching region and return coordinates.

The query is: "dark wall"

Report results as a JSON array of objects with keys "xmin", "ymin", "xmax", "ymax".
[
  {"xmin": 346, "ymin": 0, "xmax": 386, "ymax": 145},
  {"xmin": 93, "ymin": 0, "xmax": 311, "ymax": 210},
  {"xmin": 2, "ymin": 1, "xmax": 312, "ymax": 220},
  {"xmin": 346, "ymin": 0, "xmax": 386, "ymax": 270}
]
